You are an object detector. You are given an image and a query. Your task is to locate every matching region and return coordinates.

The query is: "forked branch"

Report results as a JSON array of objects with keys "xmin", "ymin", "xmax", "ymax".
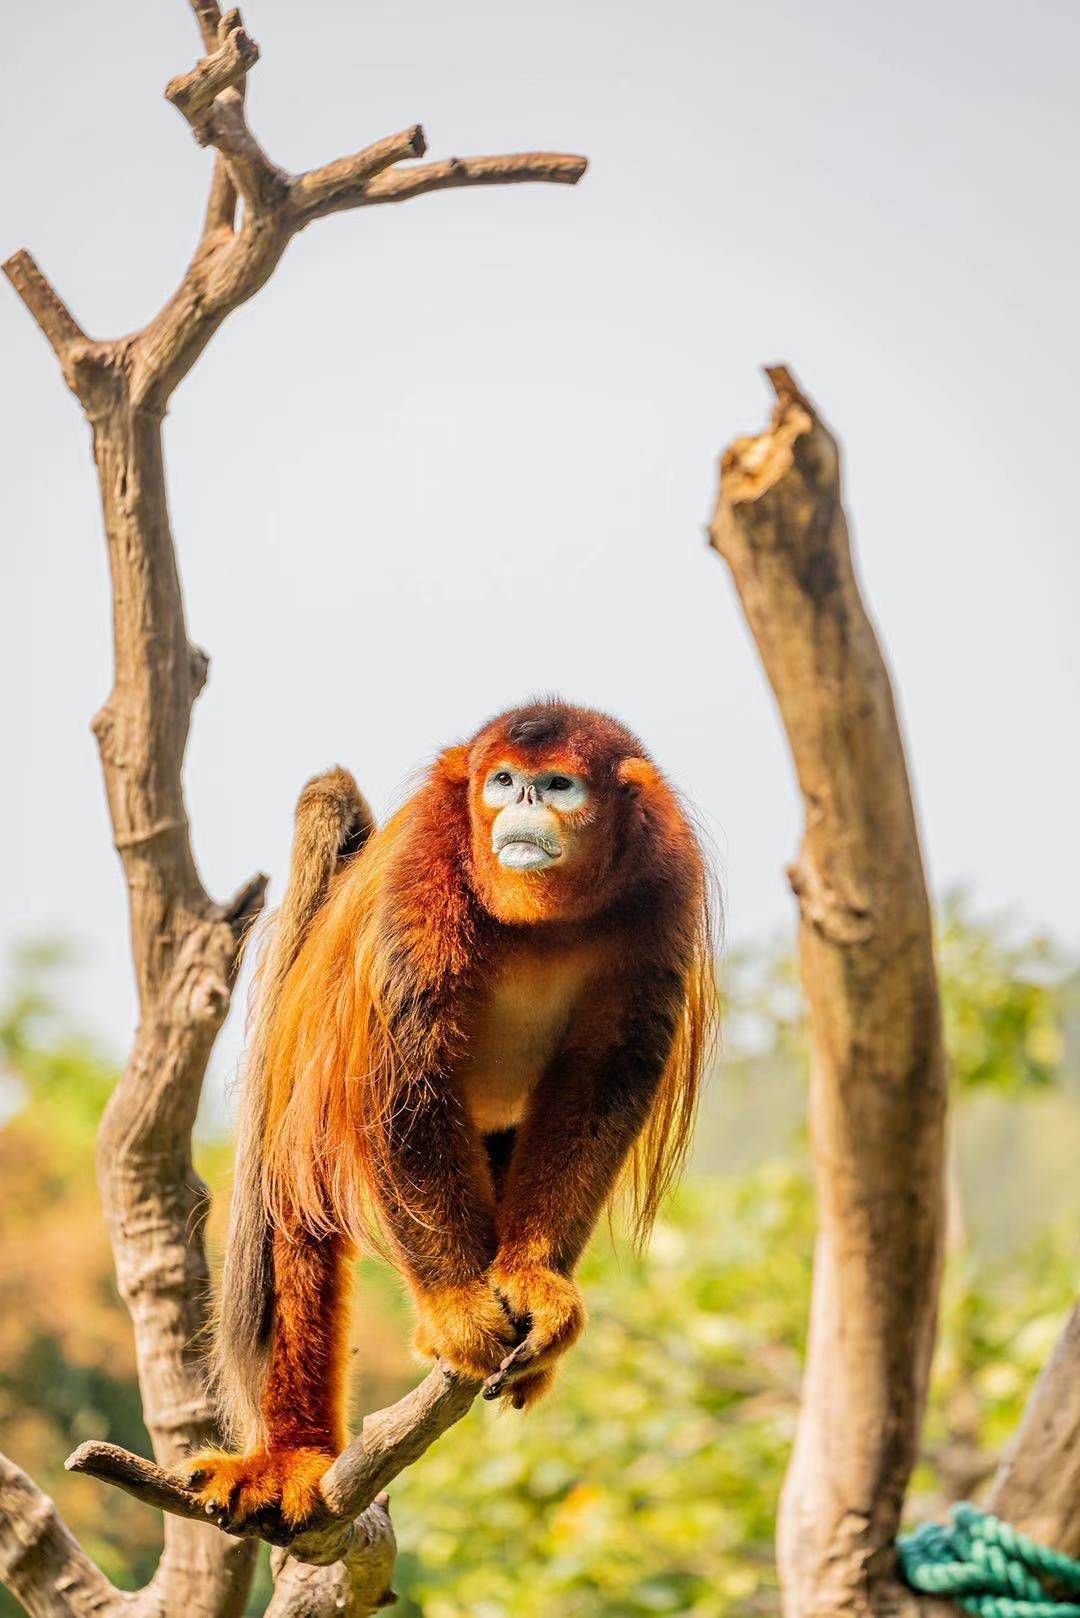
[{"xmin": 5, "ymin": 5, "xmax": 584, "ymax": 413}]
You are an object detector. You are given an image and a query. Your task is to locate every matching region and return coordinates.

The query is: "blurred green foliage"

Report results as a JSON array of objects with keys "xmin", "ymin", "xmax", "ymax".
[
  {"xmin": 0, "ymin": 905, "xmax": 1076, "ymax": 1618},
  {"xmin": 722, "ymin": 890, "xmax": 1067, "ymax": 1097},
  {"xmin": 937, "ymin": 892, "xmax": 1066, "ymax": 1094},
  {"xmin": 392, "ymin": 1171, "xmax": 811, "ymax": 1618}
]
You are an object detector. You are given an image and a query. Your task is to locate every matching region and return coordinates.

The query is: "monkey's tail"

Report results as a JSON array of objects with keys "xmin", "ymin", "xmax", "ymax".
[{"xmin": 211, "ymin": 766, "xmax": 375, "ymax": 1448}]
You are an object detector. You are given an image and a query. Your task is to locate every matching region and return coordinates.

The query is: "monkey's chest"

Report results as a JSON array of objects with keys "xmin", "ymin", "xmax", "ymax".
[{"xmin": 458, "ymin": 949, "xmax": 596, "ymax": 1135}]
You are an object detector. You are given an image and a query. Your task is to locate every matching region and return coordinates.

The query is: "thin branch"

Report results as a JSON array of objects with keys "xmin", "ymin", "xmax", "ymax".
[
  {"xmin": 289, "ymin": 126, "xmax": 428, "ymax": 227},
  {"xmin": 0, "ymin": 1453, "xmax": 119, "ymax": 1618},
  {"xmin": 1, "ymin": 252, "xmax": 87, "ymax": 372},
  {"xmin": 358, "ymin": 151, "xmax": 589, "ymax": 207},
  {"xmin": 165, "ymin": 25, "xmax": 259, "ymax": 133},
  {"xmin": 201, "ymin": 10, "xmax": 248, "ymax": 236},
  {"xmin": 190, "ymin": 0, "xmax": 224, "ymax": 52},
  {"xmin": 709, "ymin": 367, "xmax": 947, "ymax": 1618},
  {"xmin": 66, "ymin": 1368, "xmax": 478, "ymax": 1563}
]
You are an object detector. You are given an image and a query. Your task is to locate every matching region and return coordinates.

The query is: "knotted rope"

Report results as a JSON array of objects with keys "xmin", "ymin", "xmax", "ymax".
[{"xmin": 898, "ymin": 1505, "xmax": 1080, "ymax": 1618}]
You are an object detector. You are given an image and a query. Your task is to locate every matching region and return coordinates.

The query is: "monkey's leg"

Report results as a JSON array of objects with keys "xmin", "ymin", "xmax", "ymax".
[{"xmin": 187, "ymin": 1226, "xmax": 352, "ymax": 1529}]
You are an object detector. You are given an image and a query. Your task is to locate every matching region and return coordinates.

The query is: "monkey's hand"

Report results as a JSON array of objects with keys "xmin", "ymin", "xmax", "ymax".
[
  {"xmin": 484, "ymin": 1260, "xmax": 586, "ymax": 1409},
  {"xmin": 182, "ymin": 1447, "xmax": 333, "ymax": 1533},
  {"xmin": 412, "ymin": 1278, "xmax": 518, "ymax": 1381}
]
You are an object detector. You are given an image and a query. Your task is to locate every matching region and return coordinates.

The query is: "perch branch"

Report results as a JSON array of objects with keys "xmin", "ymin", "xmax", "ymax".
[
  {"xmin": 709, "ymin": 367, "xmax": 947, "ymax": 1618},
  {"xmin": 66, "ymin": 1367, "xmax": 478, "ymax": 1563}
]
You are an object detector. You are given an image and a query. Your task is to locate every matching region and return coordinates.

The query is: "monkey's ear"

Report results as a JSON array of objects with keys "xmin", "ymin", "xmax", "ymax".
[
  {"xmin": 617, "ymin": 756, "xmax": 661, "ymax": 793},
  {"xmin": 437, "ymin": 745, "xmax": 471, "ymax": 784}
]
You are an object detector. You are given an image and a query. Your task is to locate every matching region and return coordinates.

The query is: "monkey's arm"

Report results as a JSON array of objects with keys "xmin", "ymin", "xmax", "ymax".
[
  {"xmin": 486, "ymin": 971, "xmax": 681, "ymax": 1403},
  {"xmin": 378, "ymin": 1082, "xmax": 517, "ymax": 1379}
]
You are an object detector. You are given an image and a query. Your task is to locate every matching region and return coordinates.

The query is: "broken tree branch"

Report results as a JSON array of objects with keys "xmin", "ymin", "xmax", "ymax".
[
  {"xmin": 337, "ymin": 151, "xmax": 590, "ymax": 210},
  {"xmin": 1, "ymin": 252, "xmax": 86, "ymax": 370},
  {"xmin": 709, "ymin": 368, "xmax": 948, "ymax": 1618}
]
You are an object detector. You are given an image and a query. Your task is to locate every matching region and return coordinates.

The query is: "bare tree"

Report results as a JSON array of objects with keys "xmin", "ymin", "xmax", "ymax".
[
  {"xmin": 0, "ymin": 6, "xmax": 583, "ymax": 1616},
  {"xmin": 708, "ymin": 368, "xmax": 1080, "ymax": 1618},
  {"xmin": 6, "ymin": 11, "xmax": 1080, "ymax": 1612}
]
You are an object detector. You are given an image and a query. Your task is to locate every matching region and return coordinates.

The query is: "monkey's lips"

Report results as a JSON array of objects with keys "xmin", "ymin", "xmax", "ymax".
[{"xmin": 493, "ymin": 831, "xmax": 561, "ymax": 871}]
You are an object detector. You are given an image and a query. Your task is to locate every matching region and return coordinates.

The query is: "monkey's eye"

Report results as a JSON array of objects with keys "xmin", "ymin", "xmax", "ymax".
[
  {"xmin": 538, "ymin": 773, "xmax": 587, "ymax": 809},
  {"xmin": 482, "ymin": 769, "xmax": 518, "ymax": 809}
]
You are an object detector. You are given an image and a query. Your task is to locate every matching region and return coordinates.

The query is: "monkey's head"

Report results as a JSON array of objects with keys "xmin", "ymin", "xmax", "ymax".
[{"xmin": 440, "ymin": 699, "xmax": 691, "ymax": 927}]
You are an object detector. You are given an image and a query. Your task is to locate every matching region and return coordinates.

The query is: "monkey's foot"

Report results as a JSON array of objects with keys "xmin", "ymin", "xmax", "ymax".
[
  {"xmin": 413, "ymin": 1278, "xmax": 517, "ymax": 1380},
  {"xmin": 183, "ymin": 1446, "xmax": 333, "ymax": 1532},
  {"xmin": 484, "ymin": 1261, "xmax": 586, "ymax": 1404}
]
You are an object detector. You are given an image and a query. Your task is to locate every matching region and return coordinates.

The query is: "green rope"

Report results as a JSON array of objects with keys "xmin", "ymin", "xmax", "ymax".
[{"xmin": 898, "ymin": 1505, "xmax": 1080, "ymax": 1618}]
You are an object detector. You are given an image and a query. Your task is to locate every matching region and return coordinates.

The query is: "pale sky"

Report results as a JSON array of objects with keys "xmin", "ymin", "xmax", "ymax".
[{"xmin": 3, "ymin": 0, "xmax": 1078, "ymax": 1102}]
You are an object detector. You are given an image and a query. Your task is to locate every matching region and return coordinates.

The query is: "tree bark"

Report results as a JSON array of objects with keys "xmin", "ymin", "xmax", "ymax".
[
  {"xmin": 1, "ymin": 5, "xmax": 585, "ymax": 1616},
  {"xmin": 987, "ymin": 1304, "xmax": 1080, "ymax": 1556},
  {"xmin": 709, "ymin": 368, "xmax": 949, "ymax": 1618}
]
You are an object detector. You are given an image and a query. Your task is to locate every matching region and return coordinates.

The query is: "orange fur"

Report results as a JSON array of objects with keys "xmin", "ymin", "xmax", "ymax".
[
  {"xmin": 411, "ymin": 1278, "xmax": 516, "ymax": 1378},
  {"xmin": 186, "ymin": 1446, "xmax": 332, "ymax": 1529},
  {"xmin": 259, "ymin": 703, "xmax": 717, "ymax": 1253},
  {"xmin": 190, "ymin": 700, "xmax": 718, "ymax": 1529}
]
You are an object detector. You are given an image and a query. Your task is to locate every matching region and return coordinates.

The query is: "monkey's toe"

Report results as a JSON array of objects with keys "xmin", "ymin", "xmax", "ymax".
[{"xmin": 183, "ymin": 1447, "xmax": 333, "ymax": 1531}]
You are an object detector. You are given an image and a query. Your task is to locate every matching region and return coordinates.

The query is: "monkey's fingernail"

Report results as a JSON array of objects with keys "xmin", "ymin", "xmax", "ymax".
[{"xmin": 482, "ymin": 1374, "xmax": 504, "ymax": 1399}]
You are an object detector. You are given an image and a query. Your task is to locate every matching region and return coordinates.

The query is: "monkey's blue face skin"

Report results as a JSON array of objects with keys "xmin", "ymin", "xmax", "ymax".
[{"xmin": 482, "ymin": 766, "xmax": 589, "ymax": 870}]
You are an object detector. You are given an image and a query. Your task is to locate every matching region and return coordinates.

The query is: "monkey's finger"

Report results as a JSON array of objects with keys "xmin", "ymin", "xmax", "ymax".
[
  {"xmin": 491, "ymin": 1286, "xmax": 532, "ymax": 1335},
  {"xmin": 481, "ymin": 1331, "xmax": 543, "ymax": 1398}
]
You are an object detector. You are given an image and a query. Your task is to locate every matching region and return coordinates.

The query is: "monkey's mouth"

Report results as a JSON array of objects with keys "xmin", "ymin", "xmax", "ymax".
[{"xmin": 493, "ymin": 830, "xmax": 561, "ymax": 871}]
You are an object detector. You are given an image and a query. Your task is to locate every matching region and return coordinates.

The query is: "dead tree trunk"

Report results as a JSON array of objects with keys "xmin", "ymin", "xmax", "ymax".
[
  {"xmin": 0, "ymin": 7, "xmax": 584, "ymax": 1617},
  {"xmin": 708, "ymin": 369, "xmax": 1080, "ymax": 1618}
]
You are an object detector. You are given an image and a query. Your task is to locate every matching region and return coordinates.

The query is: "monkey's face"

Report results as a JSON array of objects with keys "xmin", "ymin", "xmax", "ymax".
[
  {"xmin": 481, "ymin": 764, "xmax": 588, "ymax": 872},
  {"xmin": 467, "ymin": 752, "xmax": 615, "ymax": 925}
]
